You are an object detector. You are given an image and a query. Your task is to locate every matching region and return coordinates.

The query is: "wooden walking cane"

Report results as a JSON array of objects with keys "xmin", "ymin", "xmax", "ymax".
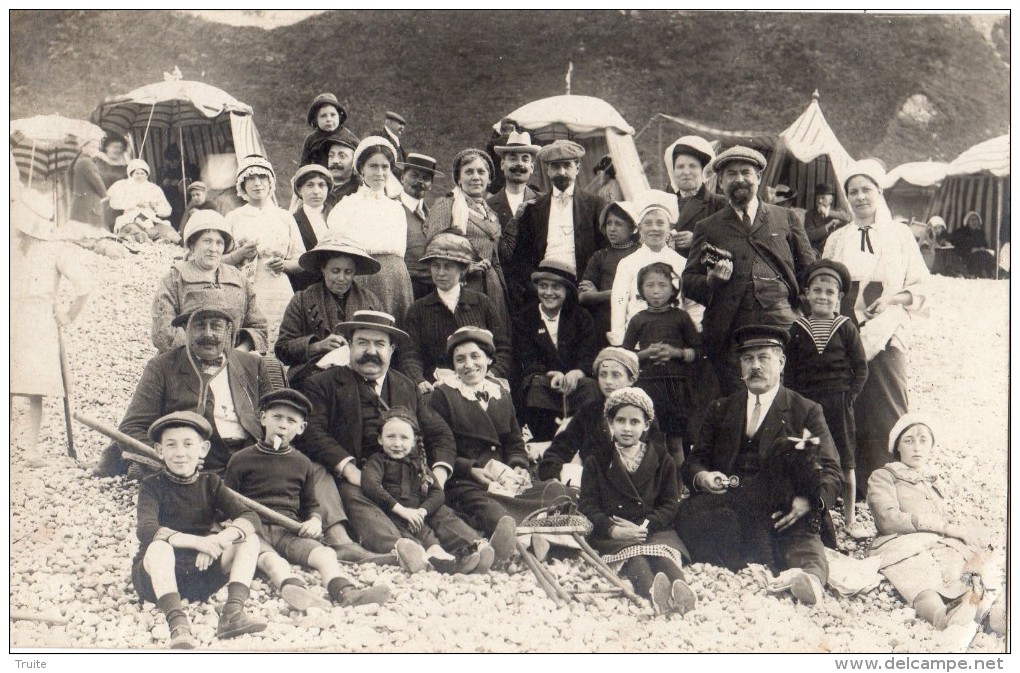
[
  {"xmin": 56, "ymin": 327, "xmax": 77, "ymax": 460},
  {"xmin": 73, "ymin": 413, "xmax": 304, "ymax": 534},
  {"xmin": 572, "ymin": 533, "xmax": 645, "ymax": 607}
]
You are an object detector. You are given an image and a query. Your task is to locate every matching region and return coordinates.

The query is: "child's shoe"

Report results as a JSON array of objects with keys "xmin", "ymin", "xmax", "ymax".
[
  {"xmin": 789, "ymin": 569, "xmax": 824, "ymax": 606},
  {"xmin": 670, "ymin": 579, "xmax": 697, "ymax": 616},
  {"xmin": 431, "ymin": 550, "xmax": 481, "ymax": 575},
  {"xmin": 395, "ymin": 539, "xmax": 430, "ymax": 573},
  {"xmin": 338, "ymin": 584, "xmax": 392, "ymax": 608},
  {"xmin": 169, "ymin": 625, "xmax": 196, "ymax": 650},
  {"xmin": 473, "ymin": 542, "xmax": 495, "ymax": 574},
  {"xmin": 215, "ymin": 609, "xmax": 267, "ymax": 639},
  {"xmin": 489, "ymin": 515, "xmax": 517, "ymax": 564},
  {"xmin": 650, "ymin": 572, "xmax": 672, "ymax": 616},
  {"xmin": 280, "ymin": 581, "xmax": 331, "ymax": 612}
]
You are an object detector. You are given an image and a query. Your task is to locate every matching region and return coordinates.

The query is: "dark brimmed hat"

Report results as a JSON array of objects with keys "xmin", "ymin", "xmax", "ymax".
[
  {"xmin": 260, "ymin": 389, "xmax": 313, "ymax": 417},
  {"xmin": 773, "ymin": 184, "xmax": 798, "ymax": 205},
  {"xmin": 397, "ymin": 153, "xmax": 444, "ymax": 176},
  {"xmin": 335, "ymin": 310, "xmax": 409, "ymax": 347},
  {"xmin": 446, "ymin": 326, "xmax": 496, "ymax": 358},
  {"xmin": 711, "ymin": 145, "xmax": 767, "ymax": 173},
  {"xmin": 530, "ymin": 258, "xmax": 577, "ymax": 292},
  {"xmin": 171, "ymin": 289, "xmax": 240, "ymax": 327},
  {"xmin": 670, "ymin": 135, "xmax": 716, "ymax": 169},
  {"xmin": 419, "ymin": 232, "xmax": 476, "ymax": 266},
  {"xmin": 291, "ymin": 164, "xmax": 335, "ymax": 193},
  {"xmin": 593, "ymin": 154, "xmax": 613, "ymax": 175},
  {"xmin": 494, "ymin": 131, "xmax": 541, "ymax": 156},
  {"xmin": 307, "ymin": 93, "xmax": 347, "ymax": 129},
  {"xmin": 814, "ymin": 183, "xmax": 835, "ymax": 197},
  {"xmin": 803, "ymin": 259, "xmax": 851, "ymax": 292},
  {"xmin": 148, "ymin": 411, "xmax": 212, "ymax": 443},
  {"xmin": 298, "ymin": 235, "xmax": 380, "ymax": 275},
  {"xmin": 311, "ymin": 128, "xmax": 360, "ymax": 154},
  {"xmin": 733, "ymin": 324, "xmax": 790, "ymax": 352},
  {"xmin": 182, "ymin": 210, "xmax": 233, "ymax": 250},
  {"xmin": 537, "ymin": 139, "xmax": 585, "ymax": 163},
  {"xmin": 385, "ymin": 111, "xmax": 408, "ymax": 125}
]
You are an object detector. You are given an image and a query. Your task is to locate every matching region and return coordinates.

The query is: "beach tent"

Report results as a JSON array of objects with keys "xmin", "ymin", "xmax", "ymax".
[
  {"xmin": 882, "ymin": 160, "xmax": 950, "ymax": 222},
  {"xmin": 925, "ymin": 134, "xmax": 1010, "ymax": 273},
  {"xmin": 494, "ymin": 95, "xmax": 650, "ymax": 199},
  {"xmin": 646, "ymin": 92, "xmax": 854, "ymax": 212}
]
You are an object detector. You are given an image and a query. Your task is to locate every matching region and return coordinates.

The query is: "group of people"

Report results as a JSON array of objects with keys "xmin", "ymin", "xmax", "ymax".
[{"xmin": 12, "ymin": 91, "xmax": 1003, "ymax": 648}]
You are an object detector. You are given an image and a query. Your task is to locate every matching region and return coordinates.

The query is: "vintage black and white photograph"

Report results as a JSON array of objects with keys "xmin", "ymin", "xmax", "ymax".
[{"xmin": 8, "ymin": 8, "xmax": 1010, "ymax": 656}]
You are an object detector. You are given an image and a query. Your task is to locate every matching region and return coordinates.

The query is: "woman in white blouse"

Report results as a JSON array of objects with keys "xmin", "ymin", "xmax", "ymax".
[
  {"xmin": 327, "ymin": 136, "xmax": 414, "ymax": 321},
  {"xmin": 822, "ymin": 159, "xmax": 929, "ymax": 496},
  {"xmin": 223, "ymin": 155, "xmax": 305, "ymax": 348}
]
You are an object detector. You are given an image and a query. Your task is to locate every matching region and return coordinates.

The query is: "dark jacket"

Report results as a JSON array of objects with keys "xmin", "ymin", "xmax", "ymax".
[
  {"xmin": 803, "ymin": 207, "xmax": 851, "ymax": 254},
  {"xmin": 289, "ymin": 207, "xmax": 326, "ymax": 292},
  {"xmin": 403, "ymin": 199, "xmax": 431, "ymax": 285},
  {"xmin": 118, "ymin": 347, "xmax": 273, "ymax": 473},
  {"xmin": 682, "ymin": 200, "xmax": 816, "ymax": 353},
  {"xmin": 681, "ymin": 386, "xmax": 843, "ymax": 509},
  {"xmin": 579, "ymin": 437, "xmax": 678, "ymax": 539},
  {"xmin": 298, "ymin": 365, "xmax": 456, "ymax": 473},
  {"xmin": 513, "ymin": 302, "xmax": 597, "ymax": 380},
  {"xmin": 673, "ymin": 185, "xmax": 728, "ymax": 256},
  {"xmin": 70, "ymin": 156, "xmax": 107, "ymax": 226},
  {"xmin": 487, "ymin": 186, "xmax": 541, "ymax": 263},
  {"xmin": 362, "ymin": 452, "xmax": 445, "ymax": 515},
  {"xmin": 507, "ymin": 188, "xmax": 608, "ymax": 305},
  {"xmin": 275, "ymin": 280, "xmax": 381, "ymax": 387}
]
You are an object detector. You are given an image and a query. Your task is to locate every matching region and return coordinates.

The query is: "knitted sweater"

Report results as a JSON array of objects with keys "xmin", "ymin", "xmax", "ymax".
[{"xmin": 224, "ymin": 441, "xmax": 321, "ymax": 524}]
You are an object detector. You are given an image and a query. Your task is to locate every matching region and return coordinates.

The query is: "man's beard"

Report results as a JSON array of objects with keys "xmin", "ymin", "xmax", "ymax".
[
  {"xmin": 726, "ymin": 180, "xmax": 754, "ymax": 207},
  {"xmin": 551, "ymin": 175, "xmax": 572, "ymax": 192}
]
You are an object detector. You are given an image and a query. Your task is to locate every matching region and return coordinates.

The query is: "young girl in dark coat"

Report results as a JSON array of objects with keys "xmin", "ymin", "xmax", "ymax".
[
  {"xmin": 514, "ymin": 258, "xmax": 600, "ymax": 441},
  {"xmin": 579, "ymin": 387, "xmax": 696, "ymax": 616},
  {"xmin": 785, "ymin": 259, "xmax": 868, "ymax": 533}
]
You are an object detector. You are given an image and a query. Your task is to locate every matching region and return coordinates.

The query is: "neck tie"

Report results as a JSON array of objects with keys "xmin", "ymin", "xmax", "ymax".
[
  {"xmin": 747, "ymin": 395, "xmax": 761, "ymax": 438},
  {"xmin": 859, "ymin": 226, "xmax": 874, "ymax": 253},
  {"xmin": 742, "ymin": 210, "xmax": 752, "ymax": 229},
  {"xmin": 557, "ymin": 192, "xmax": 571, "ymax": 207}
]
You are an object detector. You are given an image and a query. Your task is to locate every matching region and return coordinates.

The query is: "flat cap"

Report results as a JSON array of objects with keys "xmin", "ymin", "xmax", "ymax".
[
  {"xmin": 260, "ymin": 389, "xmax": 313, "ymax": 417},
  {"xmin": 734, "ymin": 324, "xmax": 790, "ymax": 352},
  {"xmin": 537, "ymin": 139, "xmax": 585, "ymax": 163},
  {"xmin": 187, "ymin": 181, "xmax": 208, "ymax": 194},
  {"xmin": 711, "ymin": 145, "xmax": 767, "ymax": 173},
  {"xmin": 148, "ymin": 411, "xmax": 212, "ymax": 443},
  {"xmin": 385, "ymin": 111, "xmax": 408, "ymax": 125},
  {"xmin": 171, "ymin": 289, "xmax": 240, "ymax": 328}
]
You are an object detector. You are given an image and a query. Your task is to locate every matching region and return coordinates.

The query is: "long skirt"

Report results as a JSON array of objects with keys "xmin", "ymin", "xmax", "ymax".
[
  {"xmin": 251, "ymin": 261, "xmax": 293, "ymax": 350},
  {"xmin": 854, "ymin": 347, "xmax": 908, "ymax": 495},
  {"xmin": 10, "ymin": 297, "xmax": 64, "ymax": 397},
  {"xmin": 358, "ymin": 253, "xmax": 414, "ymax": 322}
]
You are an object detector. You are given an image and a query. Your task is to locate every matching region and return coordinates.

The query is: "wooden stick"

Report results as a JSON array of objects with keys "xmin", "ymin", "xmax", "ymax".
[
  {"xmin": 73, "ymin": 413, "xmax": 303, "ymax": 534},
  {"xmin": 515, "ymin": 539, "xmax": 565, "ymax": 605},
  {"xmin": 57, "ymin": 328, "xmax": 76, "ymax": 460},
  {"xmin": 572, "ymin": 533, "xmax": 644, "ymax": 606},
  {"xmin": 10, "ymin": 611, "xmax": 69, "ymax": 625}
]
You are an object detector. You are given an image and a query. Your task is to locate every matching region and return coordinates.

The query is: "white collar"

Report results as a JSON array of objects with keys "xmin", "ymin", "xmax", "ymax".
[
  {"xmin": 731, "ymin": 198, "xmax": 760, "ymax": 224},
  {"xmin": 399, "ymin": 191, "xmax": 421, "ymax": 211},
  {"xmin": 539, "ymin": 306, "xmax": 562, "ymax": 322},
  {"xmin": 552, "ymin": 184, "xmax": 576, "ymax": 198},
  {"xmin": 747, "ymin": 383, "xmax": 781, "ymax": 410},
  {"xmin": 302, "ymin": 203, "xmax": 325, "ymax": 218},
  {"xmin": 385, "ymin": 126, "xmax": 400, "ymax": 147},
  {"xmin": 448, "ymin": 376, "xmax": 504, "ymax": 403},
  {"xmin": 436, "ymin": 284, "xmax": 461, "ymax": 310}
]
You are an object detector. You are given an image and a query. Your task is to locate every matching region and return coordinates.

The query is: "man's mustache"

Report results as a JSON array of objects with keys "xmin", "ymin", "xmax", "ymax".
[
  {"xmin": 195, "ymin": 337, "xmax": 222, "ymax": 347},
  {"xmin": 356, "ymin": 354, "xmax": 384, "ymax": 366},
  {"xmin": 508, "ymin": 167, "xmax": 529, "ymax": 174}
]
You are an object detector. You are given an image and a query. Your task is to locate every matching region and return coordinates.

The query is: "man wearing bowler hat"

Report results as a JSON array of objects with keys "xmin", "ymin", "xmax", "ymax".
[
  {"xmin": 487, "ymin": 131, "xmax": 542, "ymax": 262},
  {"xmin": 803, "ymin": 183, "xmax": 850, "ymax": 254},
  {"xmin": 399, "ymin": 153, "xmax": 443, "ymax": 299},
  {"xmin": 507, "ymin": 138, "xmax": 607, "ymax": 310},
  {"xmin": 682, "ymin": 145, "xmax": 816, "ymax": 395},
  {"xmin": 675, "ymin": 324, "xmax": 842, "ymax": 606}
]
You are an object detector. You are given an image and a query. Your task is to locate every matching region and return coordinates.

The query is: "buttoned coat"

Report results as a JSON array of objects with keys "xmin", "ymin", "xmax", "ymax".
[
  {"xmin": 289, "ymin": 207, "xmax": 325, "ymax": 292},
  {"xmin": 513, "ymin": 302, "xmax": 597, "ymax": 380},
  {"xmin": 682, "ymin": 200, "xmax": 816, "ymax": 353},
  {"xmin": 298, "ymin": 365, "xmax": 456, "ymax": 473},
  {"xmin": 672, "ymin": 185, "xmax": 728, "ymax": 256}
]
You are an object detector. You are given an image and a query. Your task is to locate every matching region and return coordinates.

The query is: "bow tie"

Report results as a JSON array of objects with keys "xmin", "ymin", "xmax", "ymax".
[
  {"xmin": 195, "ymin": 355, "xmax": 225, "ymax": 372},
  {"xmin": 475, "ymin": 390, "xmax": 490, "ymax": 403},
  {"xmin": 858, "ymin": 225, "xmax": 875, "ymax": 254}
]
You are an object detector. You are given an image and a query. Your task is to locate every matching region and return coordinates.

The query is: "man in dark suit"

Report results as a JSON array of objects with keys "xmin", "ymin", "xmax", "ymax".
[
  {"xmin": 682, "ymin": 146, "xmax": 816, "ymax": 394},
  {"xmin": 664, "ymin": 135, "xmax": 728, "ymax": 257},
  {"xmin": 487, "ymin": 130, "xmax": 542, "ymax": 264},
  {"xmin": 370, "ymin": 111, "xmax": 409, "ymax": 170},
  {"xmin": 298, "ymin": 311, "xmax": 459, "ymax": 554},
  {"xmin": 507, "ymin": 139, "xmax": 608, "ymax": 310},
  {"xmin": 311, "ymin": 132, "xmax": 361, "ymax": 214},
  {"xmin": 803, "ymin": 183, "xmax": 850, "ymax": 254},
  {"xmin": 676, "ymin": 325, "xmax": 842, "ymax": 605},
  {"xmin": 398, "ymin": 153, "xmax": 442, "ymax": 299}
]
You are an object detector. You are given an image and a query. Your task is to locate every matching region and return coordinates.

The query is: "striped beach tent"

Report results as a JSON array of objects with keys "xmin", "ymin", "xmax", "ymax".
[
  {"xmin": 91, "ymin": 79, "xmax": 268, "ymax": 203},
  {"xmin": 882, "ymin": 160, "xmax": 951, "ymax": 222},
  {"xmin": 10, "ymin": 115, "xmax": 105, "ymax": 185}
]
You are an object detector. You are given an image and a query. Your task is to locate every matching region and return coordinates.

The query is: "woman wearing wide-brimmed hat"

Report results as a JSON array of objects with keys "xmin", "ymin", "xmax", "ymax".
[
  {"xmin": 151, "ymin": 209, "xmax": 269, "ymax": 354},
  {"xmin": 275, "ymin": 235, "xmax": 383, "ymax": 388}
]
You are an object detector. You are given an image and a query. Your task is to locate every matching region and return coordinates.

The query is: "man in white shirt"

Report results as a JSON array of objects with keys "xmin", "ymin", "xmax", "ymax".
[
  {"xmin": 676, "ymin": 325, "xmax": 843, "ymax": 606},
  {"xmin": 488, "ymin": 130, "xmax": 542, "ymax": 237},
  {"xmin": 508, "ymin": 139, "xmax": 608, "ymax": 311}
]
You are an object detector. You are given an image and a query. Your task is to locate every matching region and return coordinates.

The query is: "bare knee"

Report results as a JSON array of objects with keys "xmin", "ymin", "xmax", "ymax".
[
  {"xmin": 307, "ymin": 546, "xmax": 339, "ymax": 574},
  {"xmin": 143, "ymin": 540, "xmax": 175, "ymax": 574}
]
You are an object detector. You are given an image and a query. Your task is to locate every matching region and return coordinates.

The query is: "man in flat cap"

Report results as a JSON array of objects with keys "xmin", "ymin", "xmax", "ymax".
[
  {"xmin": 507, "ymin": 139, "xmax": 608, "ymax": 310},
  {"xmin": 682, "ymin": 145, "xmax": 816, "ymax": 394},
  {"xmin": 311, "ymin": 132, "xmax": 362, "ymax": 215},
  {"xmin": 371, "ymin": 111, "xmax": 409, "ymax": 169},
  {"xmin": 487, "ymin": 131, "xmax": 542, "ymax": 263},
  {"xmin": 399, "ymin": 153, "xmax": 442, "ymax": 299},
  {"xmin": 675, "ymin": 324, "xmax": 842, "ymax": 606}
]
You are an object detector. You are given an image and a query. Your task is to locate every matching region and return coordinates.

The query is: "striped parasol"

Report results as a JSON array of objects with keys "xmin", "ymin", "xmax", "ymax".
[{"xmin": 10, "ymin": 115, "xmax": 106, "ymax": 186}]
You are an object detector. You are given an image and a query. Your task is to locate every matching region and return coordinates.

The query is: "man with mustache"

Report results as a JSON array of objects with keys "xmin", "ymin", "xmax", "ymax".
[
  {"xmin": 399, "ymin": 153, "xmax": 443, "ymax": 299},
  {"xmin": 508, "ymin": 139, "xmax": 607, "ymax": 310},
  {"xmin": 310, "ymin": 132, "xmax": 361, "ymax": 215},
  {"xmin": 682, "ymin": 146, "xmax": 816, "ymax": 394},
  {"xmin": 675, "ymin": 325, "xmax": 842, "ymax": 606},
  {"xmin": 487, "ymin": 131, "xmax": 542, "ymax": 264},
  {"xmin": 298, "ymin": 311, "xmax": 461, "ymax": 555}
]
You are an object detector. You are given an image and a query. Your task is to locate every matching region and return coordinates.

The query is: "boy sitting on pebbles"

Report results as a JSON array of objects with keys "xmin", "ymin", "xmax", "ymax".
[
  {"xmin": 225, "ymin": 389, "xmax": 392, "ymax": 611},
  {"xmin": 132, "ymin": 411, "xmax": 266, "ymax": 649}
]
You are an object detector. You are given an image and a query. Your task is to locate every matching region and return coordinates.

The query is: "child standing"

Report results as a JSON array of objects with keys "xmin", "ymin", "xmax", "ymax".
[
  {"xmin": 622, "ymin": 262, "xmax": 701, "ymax": 465},
  {"xmin": 784, "ymin": 260, "xmax": 868, "ymax": 533},
  {"xmin": 132, "ymin": 411, "xmax": 266, "ymax": 649},
  {"xmin": 579, "ymin": 201, "xmax": 640, "ymax": 351},
  {"xmin": 299, "ymin": 93, "xmax": 359, "ymax": 167},
  {"xmin": 578, "ymin": 388, "xmax": 696, "ymax": 616},
  {"xmin": 224, "ymin": 390, "xmax": 391, "ymax": 611},
  {"xmin": 362, "ymin": 407, "xmax": 497, "ymax": 575}
]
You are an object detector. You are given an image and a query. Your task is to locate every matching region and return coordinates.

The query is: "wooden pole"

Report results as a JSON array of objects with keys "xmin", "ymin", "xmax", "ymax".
[
  {"xmin": 57, "ymin": 328, "xmax": 76, "ymax": 460},
  {"xmin": 994, "ymin": 177, "xmax": 1003, "ymax": 280}
]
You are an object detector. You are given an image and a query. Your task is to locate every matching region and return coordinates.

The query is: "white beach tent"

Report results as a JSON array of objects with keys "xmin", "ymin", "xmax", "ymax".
[
  {"xmin": 494, "ymin": 95, "xmax": 650, "ymax": 199},
  {"xmin": 882, "ymin": 160, "xmax": 951, "ymax": 222}
]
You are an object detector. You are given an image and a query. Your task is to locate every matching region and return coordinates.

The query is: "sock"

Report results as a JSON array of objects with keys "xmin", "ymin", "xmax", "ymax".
[
  {"xmin": 156, "ymin": 592, "xmax": 189, "ymax": 633},
  {"xmin": 327, "ymin": 577, "xmax": 354, "ymax": 603},
  {"xmin": 279, "ymin": 577, "xmax": 305, "ymax": 591},
  {"xmin": 225, "ymin": 582, "xmax": 250, "ymax": 615}
]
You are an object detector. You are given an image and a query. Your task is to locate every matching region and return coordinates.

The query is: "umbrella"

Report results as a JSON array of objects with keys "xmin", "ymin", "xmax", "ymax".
[{"xmin": 10, "ymin": 115, "xmax": 105, "ymax": 186}]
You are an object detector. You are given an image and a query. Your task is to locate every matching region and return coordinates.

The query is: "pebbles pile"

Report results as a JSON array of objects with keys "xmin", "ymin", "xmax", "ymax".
[{"xmin": 9, "ymin": 245, "xmax": 1008, "ymax": 653}]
